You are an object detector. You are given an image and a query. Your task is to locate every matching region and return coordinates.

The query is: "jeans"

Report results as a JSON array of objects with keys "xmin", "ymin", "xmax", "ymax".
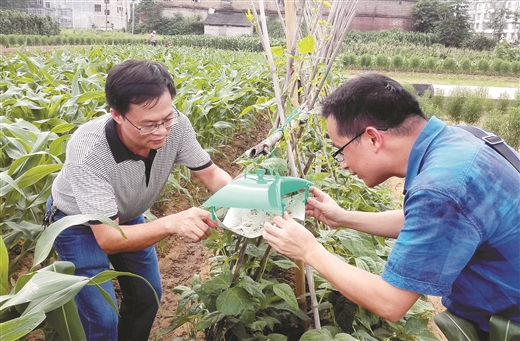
[{"xmin": 45, "ymin": 197, "xmax": 162, "ymax": 341}]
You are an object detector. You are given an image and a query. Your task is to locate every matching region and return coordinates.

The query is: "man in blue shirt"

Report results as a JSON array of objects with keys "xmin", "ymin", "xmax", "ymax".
[{"xmin": 263, "ymin": 73, "xmax": 520, "ymax": 339}]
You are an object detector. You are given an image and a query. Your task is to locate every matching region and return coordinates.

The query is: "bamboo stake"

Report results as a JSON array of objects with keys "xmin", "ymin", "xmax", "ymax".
[{"xmin": 247, "ymin": 0, "xmax": 359, "ymax": 331}]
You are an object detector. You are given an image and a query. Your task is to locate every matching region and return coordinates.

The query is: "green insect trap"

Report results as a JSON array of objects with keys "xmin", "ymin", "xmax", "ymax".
[{"xmin": 203, "ymin": 169, "xmax": 312, "ymax": 238}]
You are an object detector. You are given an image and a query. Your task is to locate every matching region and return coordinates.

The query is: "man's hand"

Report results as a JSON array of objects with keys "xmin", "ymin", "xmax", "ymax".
[
  {"xmin": 305, "ymin": 186, "xmax": 344, "ymax": 228},
  {"xmin": 263, "ymin": 212, "xmax": 320, "ymax": 263},
  {"xmin": 166, "ymin": 207, "xmax": 217, "ymax": 242}
]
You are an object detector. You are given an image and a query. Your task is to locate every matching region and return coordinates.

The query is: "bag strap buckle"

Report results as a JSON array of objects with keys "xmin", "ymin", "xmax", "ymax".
[{"xmin": 482, "ymin": 134, "xmax": 503, "ymax": 146}]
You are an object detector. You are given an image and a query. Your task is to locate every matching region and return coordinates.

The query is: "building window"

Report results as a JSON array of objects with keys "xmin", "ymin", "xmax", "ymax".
[
  {"xmin": 45, "ymin": 2, "xmax": 50, "ymax": 8},
  {"xmin": 105, "ymin": 9, "xmax": 110, "ymax": 15},
  {"xmin": 95, "ymin": 4, "xmax": 101, "ymax": 11},
  {"xmin": 38, "ymin": 0, "xmax": 42, "ymax": 4},
  {"xmin": 117, "ymin": 6, "xmax": 123, "ymax": 13}
]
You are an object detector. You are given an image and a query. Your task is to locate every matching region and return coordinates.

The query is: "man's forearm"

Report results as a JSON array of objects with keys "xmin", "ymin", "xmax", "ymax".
[
  {"xmin": 305, "ymin": 242, "xmax": 420, "ymax": 321},
  {"xmin": 338, "ymin": 209, "xmax": 404, "ymax": 238}
]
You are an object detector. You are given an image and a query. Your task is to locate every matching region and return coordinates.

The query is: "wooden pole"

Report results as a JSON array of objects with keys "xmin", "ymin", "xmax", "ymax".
[{"xmin": 284, "ymin": 0, "xmax": 307, "ymax": 312}]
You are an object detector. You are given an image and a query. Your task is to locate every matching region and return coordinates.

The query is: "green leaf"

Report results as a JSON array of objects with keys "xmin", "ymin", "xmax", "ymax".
[
  {"xmin": 334, "ymin": 333, "xmax": 359, "ymax": 341},
  {"xmin": 273, "ymin": 283, "xmax": 298, "ymax": 310},
  {"xmin": 297, "ymin": 36, "xmax": 315, "ymax": 55},
  {"xmin": 16, "ymin": 164, "xmax": 62, "ymax": 189},
  {"xmin": 32, "ymin": 215, "xmax": 126, "ymax": 268},
  {"xmin": 433, "ymin": 310, "xmax": 481, "ymax": 341},
  {"xmin": 489, "ymin": 315, "xmax": 520, "ymax": 341},
  {"xmin": 404, "ymin": 316, "xmax": 428, "ymax": 335},
  {"xmin": 0, "ymin": 238, "xmax": 8, "ymax": 295},
  {"xmin": 2, "ymin": 271, "xmax": 89, "ymax": 315},
  {"xmin": 45, "ymin": 300, "xmax": 86, "ymax": 341},
  {"xmin": 0, "ymin": 312, "xmax": 46, "ymax": 341},
  {"xmin": 216, "ymin": 287, "xmax": 254, "ymax": 315},
  {"xmin": 273, "ymin": 259, "xmax": 298, "ymax": 269},
  {"xmin": 202, "ymin": 271, "xmax": 232, "ymax": 293},
  {"xmin": 89, "ymin": 269, "xmax": 160, "ymax": 309},
  {"xmin": 197, "ymin": 311, "xmax": 225, "ymax": 330},
  {"xmin": 300, "ymin": 328, "xmax": 334, "ymax": 341}
]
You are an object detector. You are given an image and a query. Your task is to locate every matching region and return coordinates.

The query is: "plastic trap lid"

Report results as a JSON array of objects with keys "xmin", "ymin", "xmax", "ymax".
[{"xmin": 203, "ymin": 169, "xmax": 312, "ymax": 238}]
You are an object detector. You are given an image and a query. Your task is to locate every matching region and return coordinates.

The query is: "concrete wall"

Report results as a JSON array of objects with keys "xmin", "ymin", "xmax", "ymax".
[
  {"xmin": 204, "ymin": 24, "xmax": 253, "ymax": 36},
  {"xmin": 350, "ymin": 0, "xmax": 416, "ymax": 31},
  {"xmin": 162, "ymin": 0, "xmax": 416, "ymax": 32}
]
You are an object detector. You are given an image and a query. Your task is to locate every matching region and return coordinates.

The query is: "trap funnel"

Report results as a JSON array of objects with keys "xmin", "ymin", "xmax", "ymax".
[{"xmin": 203, "ymin": 169, "xmax": 312, "ymax": 238}]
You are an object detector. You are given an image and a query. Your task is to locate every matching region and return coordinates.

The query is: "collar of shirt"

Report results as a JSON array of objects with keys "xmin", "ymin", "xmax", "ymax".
[
  {"xmin": 403, "ymin": 116, "xmax": 446, "ymax": 195},
  {"xmin": 105, "ymin": 118, "xmax": 157, "ymax": 163}
]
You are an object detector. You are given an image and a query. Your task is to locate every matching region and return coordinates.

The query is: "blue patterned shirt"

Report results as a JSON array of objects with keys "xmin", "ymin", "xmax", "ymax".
[{"xmin": 382, "ymin": 117, "xmax": 520, "ymax": 332}]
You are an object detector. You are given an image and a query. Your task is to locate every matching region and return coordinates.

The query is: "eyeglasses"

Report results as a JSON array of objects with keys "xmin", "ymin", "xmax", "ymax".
[
  {"xmin": 124, "ymin": 106, "xmax": 180, "ymax": 135},
  {"xmin": 331, "ymin": 126, "xmax": 388, "ymax": 162}
]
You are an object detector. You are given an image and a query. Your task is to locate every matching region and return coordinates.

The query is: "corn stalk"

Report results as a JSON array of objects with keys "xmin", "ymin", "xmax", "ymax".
[{"xmin": 247, "ymin": 0, "xmax": 359, "ymax": 329}]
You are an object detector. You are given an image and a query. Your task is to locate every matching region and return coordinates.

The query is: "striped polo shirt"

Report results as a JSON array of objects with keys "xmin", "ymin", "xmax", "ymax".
[{"xmin": 51, "ymin": 111, "xmax": 212, "ymax": 223}]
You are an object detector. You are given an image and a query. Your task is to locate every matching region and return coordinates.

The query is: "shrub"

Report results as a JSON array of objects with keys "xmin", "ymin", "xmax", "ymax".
[
  {"xmin": 392, "ymin": 54, "xmax": 405, "ymax": 69},
  {"xmin": 462, "ymin": 32, "xmax": 496, "ymax": 51},
  {"xmin": 443, "ymin": 57, "xmax": 457, "ymax": 72},
  {"xmin": 496, "ymin": 92, "xmax": 511, "ymax": 113},
  {"xmin": 341, "ymin": 53, "xmax": 356, "ymax": 67},
  {"xmin": 375, "ymin": 54, "xmax": 390, "ymax": 69},
  {"xmin": 460, "ymin": 58, "xmax": 472, "ymax": 72},
  {"xmin": 512, "ymin": 61, "xmax": 520, "ymax": 74},
  {"xmin": 482, "ymin": 109, "xmax": 506, "ymax": 138},
  {"xmin": 460, "ymin": 95, "xmax": 485, "ymax": 124},
  {"xmin": 26, "ymin": 36, "xmax": 33, "ymax": 45},
  {"xmin": 418, "ymin": 95, "xmax": 441, "ymax": 119},
  {"xmin": 499, "ymin": 61, "xmax": 512, "ymax": 74},
  {"xmin": 445, "ymin": 88, "xmax": 469, "ymax": 123},
  {"xmin": 424, "ymin": 56, "xmax": 438, "ymax": 72},
  {"xmin": 477, "ymin": 59, "xmax": 489, "ymax": 73},
  {"xmin": 491, "ymin": 59, "xmax": 503, "ymax": 74},
  {"xmin": 359, "ymin": 53, "xmax": 372, "ymax": 68},
  {"xmin": 504, "ymin": 107, "xmax": 520, "ymax": 150},
  {"xmin": 409, "ymin": 55, "xmax": 422, "ymax": 70}
]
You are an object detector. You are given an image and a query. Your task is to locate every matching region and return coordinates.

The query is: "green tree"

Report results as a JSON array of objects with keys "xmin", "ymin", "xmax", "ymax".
[
  {"xmin": 414, "ymin": 0, "xmax": 471, "ymax": 47},
  {"xmin": 135, "ymin": 0, "xmax": 163, "ymax": 31},
  {"xmin": 489, "ymin": 7, "xmax": 512, "ymax": 42},
  {"xmin": 433, "ymin": 0, "xmax": 472, "ymax": 47},
  {"xmin": 0, "ymin": 0, "xmax": 28, "ymax": 12},
  {"xmin": 413, "ymin": 0, "xmax": 443, "ymax": 33}
]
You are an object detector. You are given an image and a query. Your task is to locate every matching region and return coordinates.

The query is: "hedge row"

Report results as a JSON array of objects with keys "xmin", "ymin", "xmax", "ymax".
[
  {"xmin": 0, "ymin": 10, "xmax": 60, "ymax": 36},
  {"xmin": 341, "ymin": 53, "xmax": 520, "ymax": 76}
]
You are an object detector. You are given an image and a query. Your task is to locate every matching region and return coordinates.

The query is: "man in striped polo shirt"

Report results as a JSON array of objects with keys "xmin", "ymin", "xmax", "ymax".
[{"xmin": 44, "ymin": 59, "xmax": 233, "ymax": 340}]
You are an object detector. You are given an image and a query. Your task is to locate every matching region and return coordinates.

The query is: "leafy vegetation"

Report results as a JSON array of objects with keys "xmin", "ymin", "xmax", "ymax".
[
  {"xmin": 0, "ymin": 10, "xmax": 60, "ymax": 36},
  {"xmin": 1, "ymin": 36, "xmax": 518, "ymax": 341}
]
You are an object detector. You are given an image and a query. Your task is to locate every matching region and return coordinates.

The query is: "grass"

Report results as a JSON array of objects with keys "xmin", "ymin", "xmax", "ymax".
[{"xmin": 345, "ymin": 69, "xmax": 520, "ymax": 88}]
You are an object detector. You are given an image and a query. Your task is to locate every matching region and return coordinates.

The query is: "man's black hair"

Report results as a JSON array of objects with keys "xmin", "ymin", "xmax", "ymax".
[
  {"xmin": 105, "ymin": 59, "xmax": 176, "ymax": 116},
  {"xmin": 322, "ymin": 73, "xmax": 427, "ymax": 137}
]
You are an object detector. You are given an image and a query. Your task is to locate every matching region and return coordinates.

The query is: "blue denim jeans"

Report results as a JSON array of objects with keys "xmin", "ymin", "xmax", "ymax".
[{"xmin": 45, "ymin": 197, "xmax": 162, "ymax": 341}]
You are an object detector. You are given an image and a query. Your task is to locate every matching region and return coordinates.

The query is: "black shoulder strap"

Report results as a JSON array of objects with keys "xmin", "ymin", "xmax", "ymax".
[{"xmin": 458, "ymin": 125, "xmax": 520, "ymax": 173}]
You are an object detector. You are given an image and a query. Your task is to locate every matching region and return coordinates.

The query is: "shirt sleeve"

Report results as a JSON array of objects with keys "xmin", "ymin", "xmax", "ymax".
[
  {"xmin": 381, "ymin": 188, "xmax": 483, "ymax": 296},
  {"xmin": 173, "ymin": 114, "xmax": 212, "ymax": 170}
]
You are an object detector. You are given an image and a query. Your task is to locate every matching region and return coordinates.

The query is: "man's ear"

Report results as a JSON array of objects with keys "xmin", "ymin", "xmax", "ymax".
[
  {"xmin": 365, "ymin": 127, "xmax": 384, "ymax": 149},
  {"xmin": 110, "ymin": 108, "xmax": 123, "ymax": 124}
]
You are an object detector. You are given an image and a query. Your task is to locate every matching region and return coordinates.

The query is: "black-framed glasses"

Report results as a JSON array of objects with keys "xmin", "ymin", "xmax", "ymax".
[
  {"xmin": 125, "ymin": 105, "xmax": 180, "ymax": 135},
  {"xmin": 331, "ymin": 126, "xmax": 388, "ymax": 162}
]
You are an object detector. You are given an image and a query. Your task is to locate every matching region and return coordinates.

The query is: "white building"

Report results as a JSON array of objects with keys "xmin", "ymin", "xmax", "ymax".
[
  {"xmin": 27, "ymin": 0, "xmax": 136, "ymax": 30},
  {"xmin": 468, "ymin": 0, "xmax": 520, "ymax": 43}
]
